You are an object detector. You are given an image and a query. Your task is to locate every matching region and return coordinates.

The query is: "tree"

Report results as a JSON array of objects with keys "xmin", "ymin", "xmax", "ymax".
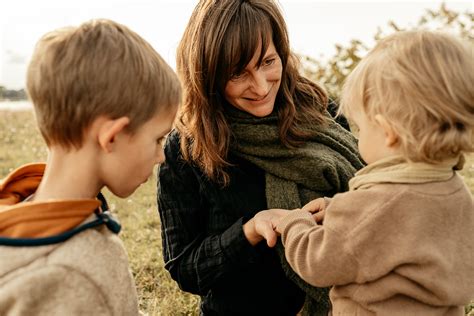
[
  {"xmin": 301, "ymin": 3, "xmax": 473, "ymax": 100},
  {"xmin": 2, "ymin": 88, "xmax": 27, "ymax": 101}
]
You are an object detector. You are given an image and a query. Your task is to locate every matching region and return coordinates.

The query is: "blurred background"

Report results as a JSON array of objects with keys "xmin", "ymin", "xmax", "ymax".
[{"xmin": 0, "ymin": 0, "xmax": 472, "ymax": 97}]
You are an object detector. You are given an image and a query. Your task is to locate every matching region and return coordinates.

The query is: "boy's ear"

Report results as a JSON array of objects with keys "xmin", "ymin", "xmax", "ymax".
[
  {"xmin": 97, "ymin": 117, "xmax": 131, "ymax": 152},
  {"xmin": 374, "ymin": 114, "xmax": 398, "ymax": 147}
]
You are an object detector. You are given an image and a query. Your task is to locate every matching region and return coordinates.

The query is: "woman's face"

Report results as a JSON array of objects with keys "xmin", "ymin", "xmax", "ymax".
[{"xmin": 224, "ymin": 39, "xmax": 282, "ymax": 117}]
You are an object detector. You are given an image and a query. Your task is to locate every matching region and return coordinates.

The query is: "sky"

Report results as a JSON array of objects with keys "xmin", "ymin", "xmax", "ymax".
[{"xmin": 0, "ymin": 0, "xmax": 472, "ymax": 89}]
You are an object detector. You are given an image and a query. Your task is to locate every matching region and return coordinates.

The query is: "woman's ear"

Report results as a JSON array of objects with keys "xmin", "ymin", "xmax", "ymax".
[
  {"xmin": 374, "ymin": 114, "xmax": 398, "ymax": 147},
  {"xmin": 97, "ymin": 117, "xmax": 130, "ymax": 152}
]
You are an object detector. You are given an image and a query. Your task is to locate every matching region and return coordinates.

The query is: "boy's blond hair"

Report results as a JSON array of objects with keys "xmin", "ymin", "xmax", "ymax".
[
  {"xmin": 27, "ymin": 19, "xmax": 181, "ymax": 148},
  {"xmin": 340, "ymin": 30, "xmax": 474, "ymax": 163}
]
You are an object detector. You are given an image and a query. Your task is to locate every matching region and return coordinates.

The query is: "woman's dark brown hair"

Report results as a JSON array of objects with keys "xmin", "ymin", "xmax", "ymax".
[{"xmin": 176, "ymin": 0, "xmax": 328, "ymax": 184}]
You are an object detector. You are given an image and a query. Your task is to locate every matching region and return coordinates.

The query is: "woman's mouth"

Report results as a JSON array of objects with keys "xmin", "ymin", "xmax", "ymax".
[{"xmin": 244, "ymin": 91, "xmax": 271, "ymax": 104}]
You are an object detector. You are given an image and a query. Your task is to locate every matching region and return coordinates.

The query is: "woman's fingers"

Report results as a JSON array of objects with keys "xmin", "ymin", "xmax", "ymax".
[
  {"xmin": 265, "ymin": 230, "xmax": 278, "ymax": 248},
  {"xmin": 252, "ymin": 209, "xmax": 287, "ymax": 247}
]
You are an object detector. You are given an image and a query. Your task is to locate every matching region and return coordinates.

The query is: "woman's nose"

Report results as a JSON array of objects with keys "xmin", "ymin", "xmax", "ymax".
[{"xmin": 249, "ymin": 70, "xmax": 268, "ymax": 97}]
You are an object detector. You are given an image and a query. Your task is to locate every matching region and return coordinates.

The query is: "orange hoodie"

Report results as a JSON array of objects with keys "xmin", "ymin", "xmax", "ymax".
[
  {"xmin": 0, "ymin": 164, "xmax": 138, "ymax": 315},
  {"xmin": 0, "ymin": 163, "xmax": 101, "ymax": 239}
]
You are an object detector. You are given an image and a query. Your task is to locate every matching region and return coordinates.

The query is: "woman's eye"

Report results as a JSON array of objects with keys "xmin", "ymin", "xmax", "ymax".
[
  {"xmin": 231, "ymin": 72, "xmax": 244, "ymax": 81},
  {"xmin": 263, "ymin": 58, "xmax": 275, "ymax": 66}
]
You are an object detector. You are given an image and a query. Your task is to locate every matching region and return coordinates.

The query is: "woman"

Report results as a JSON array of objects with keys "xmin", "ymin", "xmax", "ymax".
[{"xmin": 157, "ymin": 0, "xmax": 364, "ymax": 315}]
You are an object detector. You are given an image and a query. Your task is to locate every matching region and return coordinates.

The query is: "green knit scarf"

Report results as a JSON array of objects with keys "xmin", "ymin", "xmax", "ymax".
[{"xmin": 227, "ymin": 106, "xmax": 365, "ymax": 315}]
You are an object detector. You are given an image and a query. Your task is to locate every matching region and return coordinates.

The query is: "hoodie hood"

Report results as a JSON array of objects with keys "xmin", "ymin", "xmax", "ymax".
[
  {"xmin": 0, "ymin": 163, "xmax": 44, "ymax": 207},
  {"xmin": 0, "ymin": 163, "xmax": 100, "ymax": 239}
]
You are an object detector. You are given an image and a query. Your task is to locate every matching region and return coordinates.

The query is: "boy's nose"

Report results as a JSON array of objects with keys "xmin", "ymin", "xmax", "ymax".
[{"xmin": 156, "ymin": 148, "xmax": 165, "ymax": 164}]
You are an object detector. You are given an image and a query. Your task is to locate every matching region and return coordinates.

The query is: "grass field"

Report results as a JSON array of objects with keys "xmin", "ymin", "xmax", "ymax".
[{"xmin": 1, "ymin": 110, "xmax": 473, "ymax": 315}]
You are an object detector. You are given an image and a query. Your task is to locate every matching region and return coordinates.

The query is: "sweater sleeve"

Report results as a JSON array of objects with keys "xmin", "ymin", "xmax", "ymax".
[
  {"xmin": 276, "ymin": 208, "xmax": 360, "ymax": 288},
  {"xmin": 0, "ymin": 265, "xmax": 113, "ymax": 315},
  {"xmin": 277, "ymin": 188, "xmax": 415, "ymax": 288},
  {"xmin": 157, "ymin": 132, "xmax": 259, "ymax": 295}
]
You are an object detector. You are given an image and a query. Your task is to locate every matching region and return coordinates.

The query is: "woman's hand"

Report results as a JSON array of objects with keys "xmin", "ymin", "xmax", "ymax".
[
  {"xmin": 243, "ymin": 209, "xmax": 290, "ymax": 247},
  {"xmin": 302, "ymin": 198, "xmax": 326, "ymax": 224}
]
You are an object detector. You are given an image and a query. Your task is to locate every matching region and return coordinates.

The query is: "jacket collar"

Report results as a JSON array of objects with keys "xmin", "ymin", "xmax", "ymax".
[{"xmin": 0, "ymin": 163, "xmax": 102, "ymax": 239}]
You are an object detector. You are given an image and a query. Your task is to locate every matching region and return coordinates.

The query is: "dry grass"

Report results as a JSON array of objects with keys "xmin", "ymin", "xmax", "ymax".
[{"xmin": 1, "ymin": 110, "xmax": 472, "ymax": 315}]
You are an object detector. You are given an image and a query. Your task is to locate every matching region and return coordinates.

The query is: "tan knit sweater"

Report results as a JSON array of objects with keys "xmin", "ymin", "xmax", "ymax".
[
  {"xmin": 0, "ymin": 164, "xmax": 139, "ymax": 315},
  {"xmin": 0, "ymin": 225, "xmax": 139, "ymax": 315},
  {"xmin": 277, "ymin": 175, "xmax": 474, "ymax": 315}
]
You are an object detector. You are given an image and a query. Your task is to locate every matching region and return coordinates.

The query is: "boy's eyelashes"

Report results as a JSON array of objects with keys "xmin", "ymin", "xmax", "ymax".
[{"xmin": 156, "ymin": 133, "xmax": 170, "ymax": 145}]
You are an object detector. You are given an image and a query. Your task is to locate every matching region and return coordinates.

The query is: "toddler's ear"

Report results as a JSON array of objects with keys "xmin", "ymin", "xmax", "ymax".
[
  {"xmin": 97, "ymin": 117, "xmax": 130, "ymax": 152},
  {"xmin": 374, "ymin": 114, "xmax": 398, "ymax": 147}
]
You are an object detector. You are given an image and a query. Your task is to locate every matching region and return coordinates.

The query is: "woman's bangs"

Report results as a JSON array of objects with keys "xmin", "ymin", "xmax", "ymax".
[{"xmin": 223, "ymin": 11, "xmax": 272, "ymax": 80}]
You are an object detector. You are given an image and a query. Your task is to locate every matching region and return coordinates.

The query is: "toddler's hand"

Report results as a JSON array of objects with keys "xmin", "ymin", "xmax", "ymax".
[{"xmin": 302, "ymin": 198, "xmax": 326, "ymax": 224}]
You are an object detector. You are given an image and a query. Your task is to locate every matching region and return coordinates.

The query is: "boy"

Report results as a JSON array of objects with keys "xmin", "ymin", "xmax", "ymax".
[
  {"xmin": 0, "ymin": 19, "xmax": 180, "ymax": 315},
  {"xmin": 248, "ymin": 31, "xmax": 474, "ymax": 315}
]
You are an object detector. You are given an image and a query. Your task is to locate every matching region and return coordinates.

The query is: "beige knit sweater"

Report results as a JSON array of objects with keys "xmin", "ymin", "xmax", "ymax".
[
  {"xmin": 0, "ymin": 225, "xmax": 139, "ymax": 315},
  {"xmin": 0, "ymin": 163, "xmax": 139, "ymax": 315},
  {"xmin": 277, "ymin": 175, "xmax": 474, "ymax": 315}
]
